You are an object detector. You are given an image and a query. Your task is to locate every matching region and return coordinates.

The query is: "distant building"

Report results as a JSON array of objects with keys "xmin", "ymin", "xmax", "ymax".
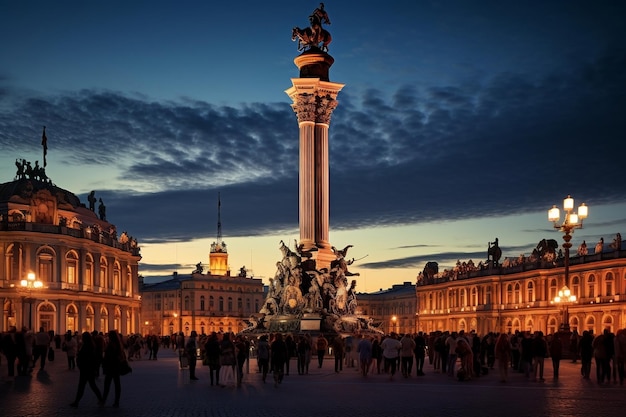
[
  {"xmin": 0, "ymin": 162, "xmax": 142, "ymax": 334},
  {"xmin": 415, "ymin": 244, "xmax": 626, "ymax": 335},
  {"xmin": 357, "ymin": 282, "xmax": 417, "ymax": 335},
  {"xmin": 139, "ymin": 195, "xmax": 265, "ymax": 336}
]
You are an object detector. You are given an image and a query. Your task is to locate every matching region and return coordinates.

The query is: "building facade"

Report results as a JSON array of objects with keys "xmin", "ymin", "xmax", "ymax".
[
  {"xmin": 139, "ymin": 199, "xmax": 266, "ymax": 336},
  {"xmin": 357, "ymin": 282, "xmax": 417, "ymax": 335},
  {"xmin": 416, "ymin": 243, "xmax": 626, "ymax": 336},
  {"xmin": 0, "ymin": 163, "xmax": 142, "ymax": 335}
]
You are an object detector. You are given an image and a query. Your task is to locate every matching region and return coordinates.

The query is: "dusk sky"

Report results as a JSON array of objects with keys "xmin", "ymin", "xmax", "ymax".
[{"xmin": 1, "ymin": 1, "xmax": 625, "ymax": 293}]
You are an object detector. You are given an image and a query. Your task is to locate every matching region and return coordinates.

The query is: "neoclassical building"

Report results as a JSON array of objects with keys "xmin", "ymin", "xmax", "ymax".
[
  {"xmin": 416, "ymin": 242, "xmax": 626, "ymax": 335},
  {"xmin": 0, "ymin": 161, "xmax": 142, "ymax": 334},
  {"xmin": 139, "ymin": 201, "xmax": 266, "ymax": 336},
  {"xmin": 357, "ymin": 282, "xmax": 417, "ymax": 335}
]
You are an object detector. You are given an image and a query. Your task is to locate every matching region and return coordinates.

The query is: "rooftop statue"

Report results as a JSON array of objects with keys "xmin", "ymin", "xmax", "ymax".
[{"xmin": 292, "ymin": 3, "xmax": 332, "ymax": 52}]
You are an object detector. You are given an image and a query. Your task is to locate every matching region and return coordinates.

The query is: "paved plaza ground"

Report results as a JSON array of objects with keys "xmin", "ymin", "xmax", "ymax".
[{"xmin": 1, "ymin": 347, "xmax": 624, "ymax": 417}]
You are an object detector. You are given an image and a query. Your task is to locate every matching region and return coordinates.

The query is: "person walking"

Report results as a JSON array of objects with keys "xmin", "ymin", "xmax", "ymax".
[
  {"xmin": 400, "ymin": 333, "xmax": 416, "ymax": 377},
  {"xmin": 62, "ymin": 331, "xmax": 78, "ymax": 370},
  {"xmin": 549, "ymin": 334, "xmax": 563, "ymax": 380},
  {"xmin": 357, "ymin": 335, "xmax": 373, "ymax": 377},
  {"xmin": 256, "ymin": 335, "xmax": 270, "ymax": 383},
  {"xmin": 332, "ymin": 336, "xmax": 344, "ymax": 373},
  {"xmin": 316, "ymin": 334, "xmax": 328, "ymax": 369},
  {"xmin": 579, "ymin": 330, "xmax": 594, "ymax": 379},
  {"xmin": 185, "ymin": 331, "xmax": 199, "ymax": 381},
  {"xmin": 495, "ymin": 333, "xmax": 511, "ymax": 383},
  {"xmin": 1, "ymin": 326, "xmax": 18, "ymax": 378},
  {"xmin": 70, "ymin": 332, "xmax": 104, "ymax": 408},
  {"xmin": 203, "ymin": 332, "xmax": 221, "ymax": 386},
  {"xmin": 381, "ymin": 333, "xmax": 402, "ymax": 380},
  {"xmin": 32, "ymin": 327, "xmax": 51, "ymax": 372},
  {"xmin": 218, "ymin": 333, "xmax": 237, "ymax": 387},
  {"xmin": 532, "ymin": 331, "xmax": 548, "ymax": 382},
  {"xmin": 102, "ymin": 330, "xmax": 126, "ymax": 407},
  {"xmin": 413, "ymin": 332, "xmax": 426, "ymax": 376},
  {"xmin": 270, "ymin": 333, "xmax": 288, "ymax": 388}
]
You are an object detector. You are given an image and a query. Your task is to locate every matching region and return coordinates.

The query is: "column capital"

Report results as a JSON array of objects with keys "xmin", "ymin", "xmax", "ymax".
[{"xmin": 286, "ymin": 78, "xmax": 344, "ymax": 124}]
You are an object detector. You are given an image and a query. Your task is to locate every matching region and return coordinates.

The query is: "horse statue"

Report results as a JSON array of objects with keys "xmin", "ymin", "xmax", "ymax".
[
  {"xmin": 292, "ymin": 3, "xmax": 332, "ymax": 52},
  {"xmin": 292, "ymin": 26, "xmax": 332, "ymax": 52},
  {"xmin": 536, "ymin": 238, "xmax": 559, "ymax": 259},
  {"xmin": 422, "ymin": 261, "xmax": 439, "ymax": 284}
]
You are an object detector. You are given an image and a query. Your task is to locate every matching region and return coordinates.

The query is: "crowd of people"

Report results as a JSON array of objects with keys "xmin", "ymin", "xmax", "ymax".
[
  {"xmin": 3, "ymin": 325, "xmax": 626, "ymax": 405},
  {"xmin": 1, "ymin": 326, "xmax": 132, "ymax": 408}
]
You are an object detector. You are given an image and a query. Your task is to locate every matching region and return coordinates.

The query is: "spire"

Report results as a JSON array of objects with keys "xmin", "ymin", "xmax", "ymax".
[
  {"xmin": 216, "ymin": 192, "xmax": 222, "ymax": 245},
  {"xmin": 210, "ymin": 193, "xmax": 227, "ymax": 254},
  {"xmin": 41, "ymin": 126, "xmax": 48, "ymax": 167}
]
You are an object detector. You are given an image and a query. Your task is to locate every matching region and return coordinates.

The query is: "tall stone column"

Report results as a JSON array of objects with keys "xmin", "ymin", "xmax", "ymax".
[{"xmin": 286, "ymin": 64, "xmax": 343, "ymax": 269}]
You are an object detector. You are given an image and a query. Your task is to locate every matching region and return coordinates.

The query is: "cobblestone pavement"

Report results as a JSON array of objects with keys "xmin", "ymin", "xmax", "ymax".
[{"xmin": 1, "ymin": 348, "xmax": 624, "ymax": 417}]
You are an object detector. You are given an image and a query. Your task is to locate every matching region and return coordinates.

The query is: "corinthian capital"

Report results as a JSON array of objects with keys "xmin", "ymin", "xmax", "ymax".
[
  {"xmin": 291, "ymin": 93, "xmax": 317, "ymax": 123},
  {"xmin": 315, "ymin": 94, "xmax": 339, "ymax": 124}
]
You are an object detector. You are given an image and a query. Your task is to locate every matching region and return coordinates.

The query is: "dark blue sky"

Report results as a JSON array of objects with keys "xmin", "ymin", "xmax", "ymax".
[{"xmin": 1, "ymin": 1, "xmax": 625, "ymax": 291}]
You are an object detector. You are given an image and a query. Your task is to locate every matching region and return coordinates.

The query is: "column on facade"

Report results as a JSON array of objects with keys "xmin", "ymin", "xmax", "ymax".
[
  {"xmin": 93, "ymin": 303, "xmax": 102, "ymax": 332},
  {"xmin": 120, "ymin": 305, "xmax": 129, "ymax": 335},
  {"xmin": 57, "ymin": 299, "xmax": 68, "ymax": 334}
]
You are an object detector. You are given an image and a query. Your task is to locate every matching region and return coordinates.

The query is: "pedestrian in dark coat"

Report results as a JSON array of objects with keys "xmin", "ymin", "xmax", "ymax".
[
  {"xmin": 271, "ymin": 333, "xmax": 288, "ymax": 387},
  {"xmin": 102, "ymin": 330, "xmax": 126, "ymax": 407},
  {"xmin": 70, "ymin": 332, "xmax": 104, "ymax": 407}
]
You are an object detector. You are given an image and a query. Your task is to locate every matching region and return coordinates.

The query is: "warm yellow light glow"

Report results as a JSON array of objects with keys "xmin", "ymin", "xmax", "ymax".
[
  {"xmin": 548, "ymin": 206, "xmax": 560, "ymax": 222},
  {"xmin": 568, "ymin": 213, "xmax": 579, "ymax": 225},
  {"xmin": 578, "ymin": 203, "xmax": 588, "ymax": 219},
  {"xmin": 20, "ymin": 279, "xmax": 27, "ymax": 287},
  {"xmin": 564, "ymin": 195, "xmax": 574, "ymax": 211},
  {"xmin": 27, "ymin": 272, "xmax": 36, "ymax": 281}
]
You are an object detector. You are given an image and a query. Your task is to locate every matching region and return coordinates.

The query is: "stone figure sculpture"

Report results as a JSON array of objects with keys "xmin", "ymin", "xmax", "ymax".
[{"xmin": 292, "ymin": 3, "xmax": 332, "ymax": 51}]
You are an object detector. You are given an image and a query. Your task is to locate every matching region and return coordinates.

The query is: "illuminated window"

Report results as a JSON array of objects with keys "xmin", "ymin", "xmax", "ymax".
[
  {"xmin": 587, "ymin": 275, "xmax": 596, "ymax": 298},
  {"xmin": 200, "ymin": 296, "xmax": 205, "ymax": 311},
  {"xmin": 85, "ymin": 254, "xmax": 94, "ymax": 287},
  {"xmin": 605, "ymin": 272, "xmax": 614, "ymax": 297},
  {"xmin": 100, "ymin": 257, "xmax": 108, "ymax": 289},
  {"xmin": 38, "ymin": 247, "xmax": 55, "ymax": 283}
]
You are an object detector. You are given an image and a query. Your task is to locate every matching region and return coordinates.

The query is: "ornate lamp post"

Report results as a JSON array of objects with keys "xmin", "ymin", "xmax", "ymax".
[
  {"xmin": 20, "ymin": 272, "xmax": 43, "ymax": 330},
  {"xmin": 548, "ymin": 195, "xmax": 588, "ymax": 331}
]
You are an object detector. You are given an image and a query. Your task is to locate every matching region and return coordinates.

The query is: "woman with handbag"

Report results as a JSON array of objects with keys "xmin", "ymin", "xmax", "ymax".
[
  {"xmin": 102, "ymin": 330, "xmax": 126, "ymax": 407},
  {"xmin": 70, "ymin": 332, "xmax": 104, "ymax": 408}
]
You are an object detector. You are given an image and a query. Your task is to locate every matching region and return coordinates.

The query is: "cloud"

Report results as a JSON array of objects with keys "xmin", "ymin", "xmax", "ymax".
[{"xmin": 1, "ymin": 45, "xmax": 624, "ymax": 253}]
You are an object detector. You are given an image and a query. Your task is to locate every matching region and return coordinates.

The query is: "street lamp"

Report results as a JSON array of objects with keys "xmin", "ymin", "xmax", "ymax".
[
  {"xmin": 20, "ymin": 272, "xmax": 43, "ymax": 330},
  {"xmin": 548, "ymin": 195, "xmax": 588, "ymax": 332}
]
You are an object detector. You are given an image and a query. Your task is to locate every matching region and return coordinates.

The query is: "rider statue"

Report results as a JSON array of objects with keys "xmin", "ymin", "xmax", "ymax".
[{"xmin": 292, "ymin": 3, "xmax": 332, "ymax": 52}]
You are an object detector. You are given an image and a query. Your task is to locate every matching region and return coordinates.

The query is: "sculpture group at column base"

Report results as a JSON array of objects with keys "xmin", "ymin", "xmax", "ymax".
[{"xmin": 240, "ymin": 240, "xmax": 382, "ymax": 338}]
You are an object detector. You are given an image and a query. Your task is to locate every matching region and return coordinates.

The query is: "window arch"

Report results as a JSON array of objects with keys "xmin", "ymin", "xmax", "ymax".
[
  {"xmin": 586, "ymin": 275, "xmax": 596, "ymax": 298},
  {"xmin": 184, "ymin": 295, "xmax": 190, "ymax": 311},
  {"xmin": 200, "ymin": 296, "xmax": 205, "ymax": 311},
  {"xmin": 571, "ymin": 276, "xmax": 580, "ymax": 300},
  {"xmin": 210, "ymin": 296, "xmax": 215, "ymax": 310},
  {"xmin": 66, "ymin": 304, "xmax": 78, "ymax": 332},
  {"xmin": 99, "ymin": 257, "xmax": 108, "ymax": 289},
  {"xmin": 585, "ymin": 315, "xmax": 595, "ymax": 333},
  {"xmin": 527, "ymin": 281, "xmax": 534, "ymax": 303},
  {"xmin": 506, "ymin": 284, "xmax": 513, "ymax": 304},
  {"xmin": 549, "ymin": 278, "xmax": 558, "ymax": 300},
  {"xmin": 37, "ymin": 246, "xmax": 55, "ymax": 283},
  {"xmin": 113, "ymin": 261, "xmax": 121, "ymax": 292},
  {"xmin": 514, "ymin": 283, "xmax": 521, "ymax": 304},
  {"xmin": 219, "ymin": 297, "xmax": 224, "ymax": 312},
  {"xmin": 228, "ymin": 297, "xmax": 233, "ymax": 312},
  {"xmin": 602, "ymin": 315, "xmax": 614, "ymax": 333},
  {"xmin": 605, "ymin": 272, "xmax": 614, "ymax": 297},
  {"xmin": 85, "ymin": 254, "xmax": 94, "ymax": 287},
  {"xmin": 65, "ymin": 251, "xmax": 79, "ymax": 285}
]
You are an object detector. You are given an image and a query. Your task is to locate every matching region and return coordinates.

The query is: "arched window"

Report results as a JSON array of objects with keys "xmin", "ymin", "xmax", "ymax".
[
  {"xmin": 113, "ymin": 261, "xmax": 121, "ymax": 292},
  {"xmin": 184, "ymin": 295, "xmax": 190, "ymax": 311},
  {"xmin": 460, "ymin": 289, "xmax": 466, "ymax": 307},
  {"xmin": 587, "ymin": 275, "xmax": 596, "ymax": 298},
  {"xmin": 571, "ymin": 276, "xmax": 580, "ymax": 300},
  {"xmin": 602, "ymin": 315, "xmax": 613, "ymax": 333},
  {"xmin": 210, "ymin": 296, "xmax": 215, "ymax": 310},
  {"xmin": 514, "ymin": 283, "xmax": 521, "ymax": 304},
  {"xmin": 66, "ymin": 251, "xmax": 79, "ymax": 285},
  {"xmin": 471, "ymin": 288, "xmax": 477, "ymax": 306},
  {"xmin": 85, "ymin": 254, "xmax": 94, "ymax": 287},
  {"xmin": 486, "ymin": 286, "xmax": 492, "ymax": 305},
  {"xmin": 585, "ymin": 315, "xmax": 595, "ymax": 333},
  {"xmin": 506, "ymin": 284, "xmax": 513, "ymax": 304},
  {"xmin": 99, "ymin": 257, "xmax": 108, "ymax": 289},
  {"xmin": 527, "ymin": 281, "xmax": 534, "ymax": 303},
  {"xmin": 37, "ymin": 247, "xmax": 55, "ymax": 283},
  {"xmin": 237, "ymin": 297, "xmax": 243, "ymax": 311},
  {"xmin": 228, "ymin": 297, "xmax": 233, "ymax": 312},
  {"xmin": 219, "ymin": 297, "xmax": 224, "ymax": 312},
  {"xmin": 200, "ymin": 296, "xmax": 205, "ymax": 311},
  {"xmin": 549, "ymin": 278, "xmax": 558, "ymax": 300},
  {"xmin": 605, "ymin": 272, "xmax": 614, "ymax": 297}
]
